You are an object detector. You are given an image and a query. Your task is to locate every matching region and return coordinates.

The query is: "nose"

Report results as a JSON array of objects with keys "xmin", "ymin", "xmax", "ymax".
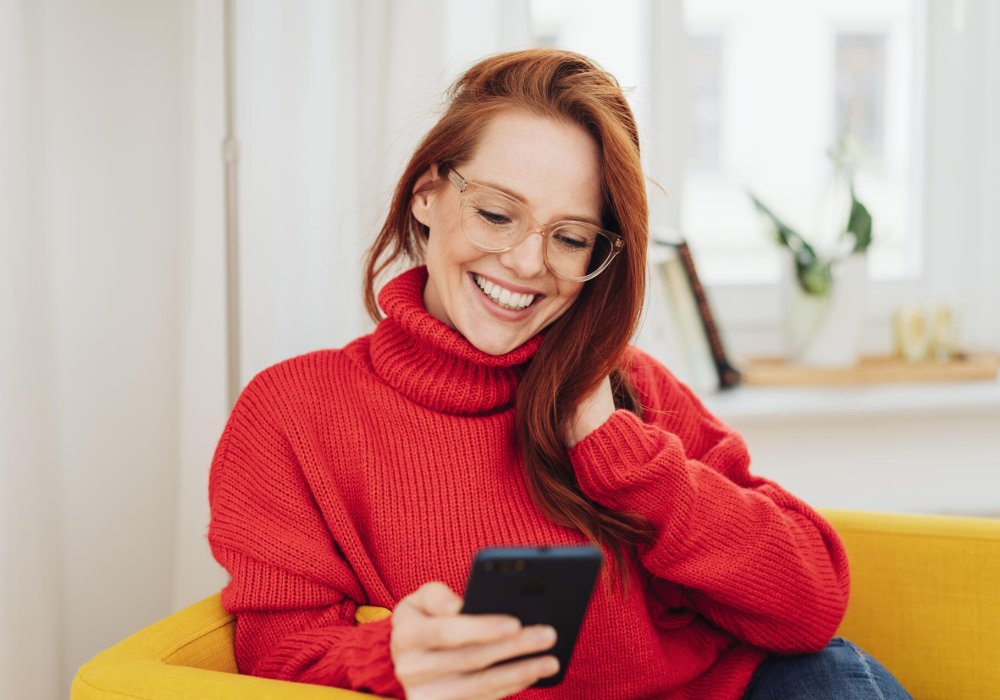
[{"xmin": 497, "ymin": 231, "xmax": 547, "ymax": 279}]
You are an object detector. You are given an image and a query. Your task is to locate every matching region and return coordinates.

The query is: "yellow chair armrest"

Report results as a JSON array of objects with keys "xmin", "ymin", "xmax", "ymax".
[
  {"xmin": 72, "ymin": 594, "xmax": 392, "ymax": 699},
  {"xmin": 822, "ymin": 509, "xmax": 1000, "ymax": 700}
]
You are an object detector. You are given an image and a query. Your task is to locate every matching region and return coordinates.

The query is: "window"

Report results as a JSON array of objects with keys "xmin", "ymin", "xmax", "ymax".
[
  {"xmin": 678, "ymin": 0, "xmax": 917, "ymax": 285},
  {"xmin": 529, "ymin": 0, "xmax": 946, "ymax": 357},
  {"xmin": 836, "ymin": 33, "xmax": 888, "ymax": 161},
  {"xmin": 528, "ymin": 1, "xmax": 919, "ymax": 282}
]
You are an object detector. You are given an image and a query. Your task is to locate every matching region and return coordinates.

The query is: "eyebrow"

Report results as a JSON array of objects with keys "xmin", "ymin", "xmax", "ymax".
[{"xmin": 477, "ymin": 177, "xmax": 603, "ymax": 228}]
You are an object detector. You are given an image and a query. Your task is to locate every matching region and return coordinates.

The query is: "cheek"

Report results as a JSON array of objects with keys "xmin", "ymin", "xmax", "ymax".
[
  {"xmin": 426, "ymin": 214, "xmax": 471, "ymax": 264},
  {"xmin": 561, "ymin": 280, "xmax": 585, "ymax": 302},
  {"xmin": 549, "ymin": 282, "xmax": 585, "ymax": 318}
]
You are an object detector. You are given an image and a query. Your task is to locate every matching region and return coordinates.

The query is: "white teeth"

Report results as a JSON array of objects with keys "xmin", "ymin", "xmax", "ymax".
[{"xmin": 474, "ymin": 274, "xmax": 536, "ymax": 310}]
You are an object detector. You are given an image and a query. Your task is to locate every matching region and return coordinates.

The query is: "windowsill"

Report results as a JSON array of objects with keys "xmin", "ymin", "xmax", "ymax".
[{"xmin": 702, "ymin": 377, "xmax": 1000, "ymax": 423}]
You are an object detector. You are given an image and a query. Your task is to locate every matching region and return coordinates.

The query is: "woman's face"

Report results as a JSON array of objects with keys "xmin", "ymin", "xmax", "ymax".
[{"xmin": 412, "ymin": 110, "xmax": 603, "ymax": 356}]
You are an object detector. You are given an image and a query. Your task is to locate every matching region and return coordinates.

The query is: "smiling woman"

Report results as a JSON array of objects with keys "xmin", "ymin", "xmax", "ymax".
[
  {"xmin": 414, "ymin": 111, "xmax": 602, "ymax": 354},
  {"xmin": 207, "ymin": 48, "xmax": 910, "ymax": 700}
]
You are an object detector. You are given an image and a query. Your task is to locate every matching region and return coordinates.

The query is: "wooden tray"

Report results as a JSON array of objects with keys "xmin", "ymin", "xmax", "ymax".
[{"xmin": 739, "ymin": 353, "xmax": 1000, "ymax": 386}]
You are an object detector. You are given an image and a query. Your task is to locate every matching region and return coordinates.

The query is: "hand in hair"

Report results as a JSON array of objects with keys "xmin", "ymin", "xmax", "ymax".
[
  {"xmin": 563, "ymin": 376, "xmax": 616, "ymax": 450},
  {"xmin": 390, "ymin": 582, "xmax": 559, "ymax": 700}
]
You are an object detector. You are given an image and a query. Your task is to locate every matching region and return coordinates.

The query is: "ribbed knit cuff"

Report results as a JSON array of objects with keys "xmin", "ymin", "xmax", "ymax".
[
  {"xmin": 342, "ymin": 617, "xmax": 405, "ymax": 698},
  {"xmin": 255, "ymin": 616, "xmax": 405, "ymax": 698},
  {"xmin": 569, "ymin": 410, "xmax": 684, "ymax": 513}
]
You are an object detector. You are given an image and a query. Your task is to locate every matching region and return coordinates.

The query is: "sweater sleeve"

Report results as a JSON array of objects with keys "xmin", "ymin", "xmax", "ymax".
[
  {"xmin": 207, "ymin": 374, "xmax": 404, "ymax": 697},
  {"xmin": 568, "ymin": 351, "xmax": 850, "ymax": 654}
]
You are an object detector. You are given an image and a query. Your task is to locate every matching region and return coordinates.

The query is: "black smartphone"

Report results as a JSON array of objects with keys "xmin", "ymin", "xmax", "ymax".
[{"xmin": 460, "ymin": 545, "xmax": 603, "ymax": 687}]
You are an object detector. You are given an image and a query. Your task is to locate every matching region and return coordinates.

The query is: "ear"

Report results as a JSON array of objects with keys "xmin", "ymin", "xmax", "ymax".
[{"xmin": 410, "ymin": 163, "xmax": 442, "ymax": 227}]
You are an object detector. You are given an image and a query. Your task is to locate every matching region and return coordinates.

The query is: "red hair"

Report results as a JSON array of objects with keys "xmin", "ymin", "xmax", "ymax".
[{"xmin": 364, "ymin": 49, "xmax": 653, "ymax": 577}]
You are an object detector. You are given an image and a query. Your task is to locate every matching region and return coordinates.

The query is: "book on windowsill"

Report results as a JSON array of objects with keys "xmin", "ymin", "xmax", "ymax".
[{"xmin": 635, "ymin": 235, "xmax": 741, "ymax": 394}]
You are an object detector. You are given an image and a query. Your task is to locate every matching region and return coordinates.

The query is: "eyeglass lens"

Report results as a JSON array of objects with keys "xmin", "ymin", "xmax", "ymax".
[{"xmin": 460, "ymin": 192, "xmax": 614, "ymax": 280}]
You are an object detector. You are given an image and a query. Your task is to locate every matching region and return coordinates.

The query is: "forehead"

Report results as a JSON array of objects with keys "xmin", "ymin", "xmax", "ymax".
[{"xmin": 461, "ymin": 110, "xmax": 603, "ymax": 221}]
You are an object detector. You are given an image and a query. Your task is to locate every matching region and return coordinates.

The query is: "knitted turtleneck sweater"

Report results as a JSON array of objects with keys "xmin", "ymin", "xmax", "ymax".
[{"xmin": 208, "ymin": 266, "xmax": 850, "ymax": 699}]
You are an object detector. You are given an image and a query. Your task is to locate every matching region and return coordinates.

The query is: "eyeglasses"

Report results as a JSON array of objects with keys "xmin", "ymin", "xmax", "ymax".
[{"xmin": 445, "ymin": 167, "xmax": 624, "ymax": 282}]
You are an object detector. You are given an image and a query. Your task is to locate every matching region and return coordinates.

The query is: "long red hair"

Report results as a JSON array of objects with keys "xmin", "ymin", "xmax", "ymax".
[{"xmin": 364, "ymin": 49, "xmax": 653, "ymax": 577}]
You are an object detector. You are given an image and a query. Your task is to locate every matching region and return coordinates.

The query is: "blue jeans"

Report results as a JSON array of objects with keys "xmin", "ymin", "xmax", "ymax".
[{"xmin": 742, "ymin": 638, "xmax": 912, "ymax": 699}]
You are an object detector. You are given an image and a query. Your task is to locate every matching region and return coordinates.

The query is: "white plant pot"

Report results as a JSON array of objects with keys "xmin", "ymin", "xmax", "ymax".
[{"xmin": 782, "ymin": 254, "xmax": 869, "ymax": 367}]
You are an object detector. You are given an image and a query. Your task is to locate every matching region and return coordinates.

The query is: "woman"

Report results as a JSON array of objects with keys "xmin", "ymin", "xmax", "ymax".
[{"xmin": 208, "ymin": 49, "xmax": 910, "ymax": 699}]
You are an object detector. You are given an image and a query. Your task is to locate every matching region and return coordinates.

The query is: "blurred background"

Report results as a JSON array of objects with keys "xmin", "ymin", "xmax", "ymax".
[{"xmin": 2, "ymin": 0, "xmax": 998, "ymax": 697}]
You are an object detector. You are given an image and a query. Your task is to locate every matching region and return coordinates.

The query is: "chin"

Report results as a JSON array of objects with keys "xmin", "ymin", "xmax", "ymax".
[
  {"xmin": 459, "ymin": 320, "xmax": 527, "ymax": 356},
  {"xmin": 466, "ymin": 333, "xmax": 523, "ymax": 356}
]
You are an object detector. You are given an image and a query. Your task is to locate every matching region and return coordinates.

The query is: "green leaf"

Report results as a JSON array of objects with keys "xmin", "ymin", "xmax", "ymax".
[
  {"xmin": 748, "ymin": 193, "xmax": 817, "ymax": 266},
  {"xmin": 846, "ymin": 184, "xmax": 873, "ymax": 253}
]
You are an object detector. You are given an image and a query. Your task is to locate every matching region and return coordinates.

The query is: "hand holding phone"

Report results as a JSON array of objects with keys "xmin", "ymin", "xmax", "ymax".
[
  {"xmin": 461, "ymin": 545, "xmax": 603, "ymax": 687},
  {"xmin": 390, "ymin": 581, "xmax": 562, "ymax": 700}
]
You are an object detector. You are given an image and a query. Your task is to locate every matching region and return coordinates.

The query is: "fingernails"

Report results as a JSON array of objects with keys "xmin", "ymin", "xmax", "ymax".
[
  {"xmin": 539, "ymin": 656, "xmax": 560, "ymax": 676},
  {"xmin": 530, "ymin": 625, "xmax": 557, "ymax": 645}
]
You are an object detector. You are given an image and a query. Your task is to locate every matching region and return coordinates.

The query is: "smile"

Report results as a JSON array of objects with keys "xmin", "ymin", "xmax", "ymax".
[{"xmin": 472, "ymin": 273, "xmax": 538, "ymax": 311}]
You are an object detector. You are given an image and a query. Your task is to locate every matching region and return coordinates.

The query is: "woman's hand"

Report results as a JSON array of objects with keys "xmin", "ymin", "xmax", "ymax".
[
  {"xmin": 563, "ymin": 376, "xmax": 616, "ymax": 450},
  {"xmin": 390, "ymin": 582, "xmax": 559, "ymax": 700}
]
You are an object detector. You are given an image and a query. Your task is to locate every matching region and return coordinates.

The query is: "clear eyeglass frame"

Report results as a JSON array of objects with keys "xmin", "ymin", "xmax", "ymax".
[{"xmin": 445, "ymin": 167, "xmax": 624, "ymax": 282}]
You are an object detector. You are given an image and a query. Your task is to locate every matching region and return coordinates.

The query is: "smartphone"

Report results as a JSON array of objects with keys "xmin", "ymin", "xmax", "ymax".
[{"xmin": 460, "ymin": 545, "xmax": 603, "ymax": 687}]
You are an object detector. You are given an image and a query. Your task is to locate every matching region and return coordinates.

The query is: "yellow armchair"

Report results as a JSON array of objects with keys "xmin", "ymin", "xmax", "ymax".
[{"xmin": 73, "ymin": 510, "xmax": 1000, "ymax": 700}]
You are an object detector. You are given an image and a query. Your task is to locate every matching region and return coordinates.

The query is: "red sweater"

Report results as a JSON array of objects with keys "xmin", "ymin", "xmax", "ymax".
[{"xmin": 208, "ymin": 266, "xmax": 850, "ymax": 699}]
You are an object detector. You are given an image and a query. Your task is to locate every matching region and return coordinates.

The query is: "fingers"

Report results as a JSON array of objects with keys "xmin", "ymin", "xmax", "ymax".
[
  {"xmin": 564, "ymin": 375, "xmax": 615, "ymax": 448},
  {"xmin": 395, "ymin": 623, "xmax": 557, "ymax": 685},
  {"xmin": 394, "ymin": 583, "xmax": 524, "ymax": 650},
  {"xmin": 477, "ymin": 655, "xmax": 560, "ymax": 699},
  {"xmin": 406, "ymin": 614, "xmax": 526, "ymax": 650},
  {"xmin": 434, "ymin": 623, "xmax": 557, "ymax": 675},
  {"xmin": 408, "ymin": 655, "xmax": 560, "ymax": 700}
]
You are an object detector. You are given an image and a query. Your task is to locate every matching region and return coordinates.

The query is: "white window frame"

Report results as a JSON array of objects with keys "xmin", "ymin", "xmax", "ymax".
[{"xmin": 641, "ymin": 0, "xmax": 1000, "ymax": 357}]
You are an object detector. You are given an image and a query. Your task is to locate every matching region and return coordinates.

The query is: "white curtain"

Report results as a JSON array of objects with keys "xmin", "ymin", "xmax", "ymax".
[
  {"xmin": 3, "ymin": 0, "xmax": 189, "ymax": 695},
  {"xmin": 1, "ymin": 2, "xmax": 61, "ymax": 698},
  {"xmin": 233, "ymin": 0, "xmax": 532, "ymax": 380}
]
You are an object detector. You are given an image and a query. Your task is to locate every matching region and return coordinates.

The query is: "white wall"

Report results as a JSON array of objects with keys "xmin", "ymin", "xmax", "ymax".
[
  {"xmin": 734, "ymin": 411, "xmax": 1000, "ymax": 517},
  {"xmin": 705, "ymin": 385, "xmax": 1000, "ymax": 518}
]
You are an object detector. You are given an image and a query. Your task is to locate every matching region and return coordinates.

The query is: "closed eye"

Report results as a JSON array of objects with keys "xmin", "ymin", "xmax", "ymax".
[
  {"xmin": 476, "ymin": 208, "xmax": 512, "ymax": 226},
  {"xmin": 553, "ymin": 231, "xmax": 592, "ymax": 250}
]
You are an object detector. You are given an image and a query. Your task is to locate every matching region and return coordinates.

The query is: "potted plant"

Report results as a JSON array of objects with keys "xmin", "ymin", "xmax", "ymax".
[{"xmin": 749, "ymin": 140, "xmax": 874, "ymax": 366}]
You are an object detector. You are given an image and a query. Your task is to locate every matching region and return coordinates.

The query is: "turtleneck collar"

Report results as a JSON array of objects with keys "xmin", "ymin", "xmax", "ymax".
[{"xmin": 368, "ymin": 266, "xmax": 542, "ymax": 416}]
